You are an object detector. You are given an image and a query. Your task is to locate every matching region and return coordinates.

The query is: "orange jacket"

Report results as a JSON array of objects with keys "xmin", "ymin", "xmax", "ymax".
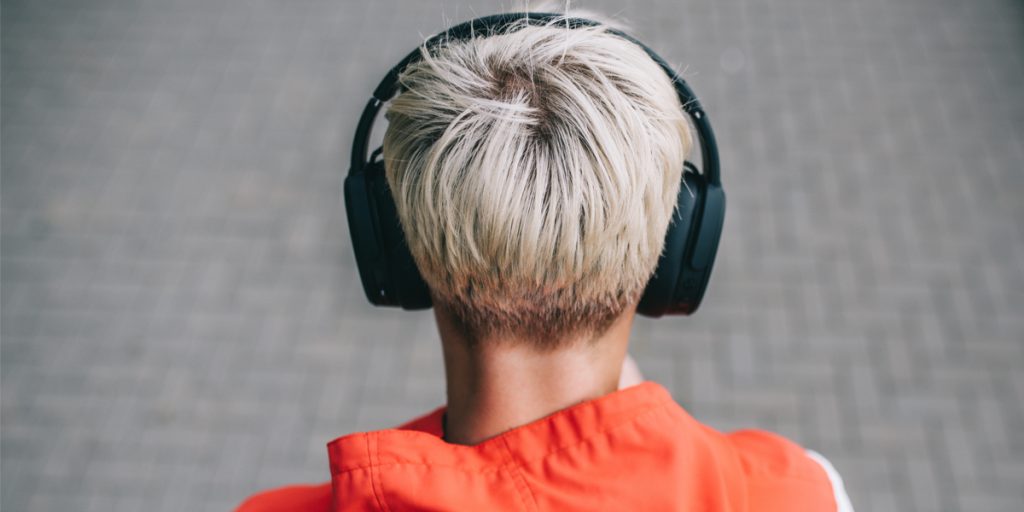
[{"xmin": 238, "ymin": 382, "xmax": 839, "ymax": 511}]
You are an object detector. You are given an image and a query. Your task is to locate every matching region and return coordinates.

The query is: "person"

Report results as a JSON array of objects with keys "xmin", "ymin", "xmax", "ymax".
[{"xmin": 238, "ymin": 9, "xmax": 853, "ymax": 512}]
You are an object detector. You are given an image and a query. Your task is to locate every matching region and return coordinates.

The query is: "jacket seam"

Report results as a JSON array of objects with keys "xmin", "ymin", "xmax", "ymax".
[
  {"xmin": 501, "ymin": 436, "xmax": 539, "ymax": 511},
  {"xmin": 366, "ymin": 433, "xmax": 390, "ymax": 512}
]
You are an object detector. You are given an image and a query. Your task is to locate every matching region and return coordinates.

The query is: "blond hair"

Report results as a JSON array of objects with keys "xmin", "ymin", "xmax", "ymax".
[{"xmin": 382, "ymin": 16, "xmax": 691, "ymax": 347}]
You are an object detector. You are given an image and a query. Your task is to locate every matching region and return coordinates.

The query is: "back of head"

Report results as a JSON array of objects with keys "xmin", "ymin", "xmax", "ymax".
[{"xmin": 383, "ymin": 15, "xmax": 692, "ymax": 348}]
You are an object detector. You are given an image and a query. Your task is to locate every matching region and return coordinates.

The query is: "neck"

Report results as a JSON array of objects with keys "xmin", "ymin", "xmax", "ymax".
[{"xmin": 434, "ymin": 305, "xmax": 635, "ymax": 445}]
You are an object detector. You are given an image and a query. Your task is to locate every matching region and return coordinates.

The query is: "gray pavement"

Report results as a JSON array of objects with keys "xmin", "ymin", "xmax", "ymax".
[{"xmin": 2, "ymin": 0, "xmax": 1023, "ymax": 510}]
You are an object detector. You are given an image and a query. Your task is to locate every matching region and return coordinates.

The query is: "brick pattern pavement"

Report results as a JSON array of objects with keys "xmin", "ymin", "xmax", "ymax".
[{"xmin": 2, "ymin": 1, "xmax": 1023, "ymax": 511}]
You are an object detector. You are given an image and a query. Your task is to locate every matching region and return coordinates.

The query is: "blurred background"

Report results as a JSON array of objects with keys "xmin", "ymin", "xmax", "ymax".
[{"xmin": 2, "ymin": 0, "xmax": 1022, "ymax": 510}]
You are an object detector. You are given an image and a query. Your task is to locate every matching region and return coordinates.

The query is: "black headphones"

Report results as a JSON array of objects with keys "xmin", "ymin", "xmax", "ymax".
[{"xmin": 344, "ymin": 12, "xmax": 725, "ymax": 317}]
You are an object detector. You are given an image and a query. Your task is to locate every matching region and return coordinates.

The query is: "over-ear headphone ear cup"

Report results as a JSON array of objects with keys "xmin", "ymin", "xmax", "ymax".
[
  {"xmin": 369, "ymin": 162, "xmax": 433, "ymax": 309},
  {"xmin": 638, "ymin": 168, "xmax": 704, "ymax": 317},
  {"xmin": 682, "ymin": 183, "xmax": 724, "ymax": 312},
  {"xmin": 638, "ymin": 165, "xmax": 725, "ymax": 317},
  {"xmin": 344, "ymin": 165, "xmax": 389, "ymax": 305},
  {"xmin": 344, "ymin": 160, "xmax": 432, "ymax": 309}
]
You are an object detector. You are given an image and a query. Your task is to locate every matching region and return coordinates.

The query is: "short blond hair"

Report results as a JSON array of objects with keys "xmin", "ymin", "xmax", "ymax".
[{"xmin": 383, "ymin": 17, "xmax": 691, "ymax": 347}]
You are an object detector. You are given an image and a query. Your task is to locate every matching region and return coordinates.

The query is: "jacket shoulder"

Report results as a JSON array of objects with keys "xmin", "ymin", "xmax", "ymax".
[
  {"xmin": 235, "ymin": 482, "xmax": 332, "ymax": 512},
  {"xmin": 727, "ymin": 430, "xmax": 838, "ymax": 511}
]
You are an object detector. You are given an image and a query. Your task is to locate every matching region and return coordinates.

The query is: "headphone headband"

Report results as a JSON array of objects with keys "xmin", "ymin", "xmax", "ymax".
[{"xmin": 350, "ymin": 12, "xmax": 720, "ymax": 186}]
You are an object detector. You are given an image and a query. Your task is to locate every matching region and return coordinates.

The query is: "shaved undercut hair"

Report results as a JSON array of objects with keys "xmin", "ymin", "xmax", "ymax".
[{"xmin": 382, "ymin": 15, "xmax": 692, "ymax": 348}]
